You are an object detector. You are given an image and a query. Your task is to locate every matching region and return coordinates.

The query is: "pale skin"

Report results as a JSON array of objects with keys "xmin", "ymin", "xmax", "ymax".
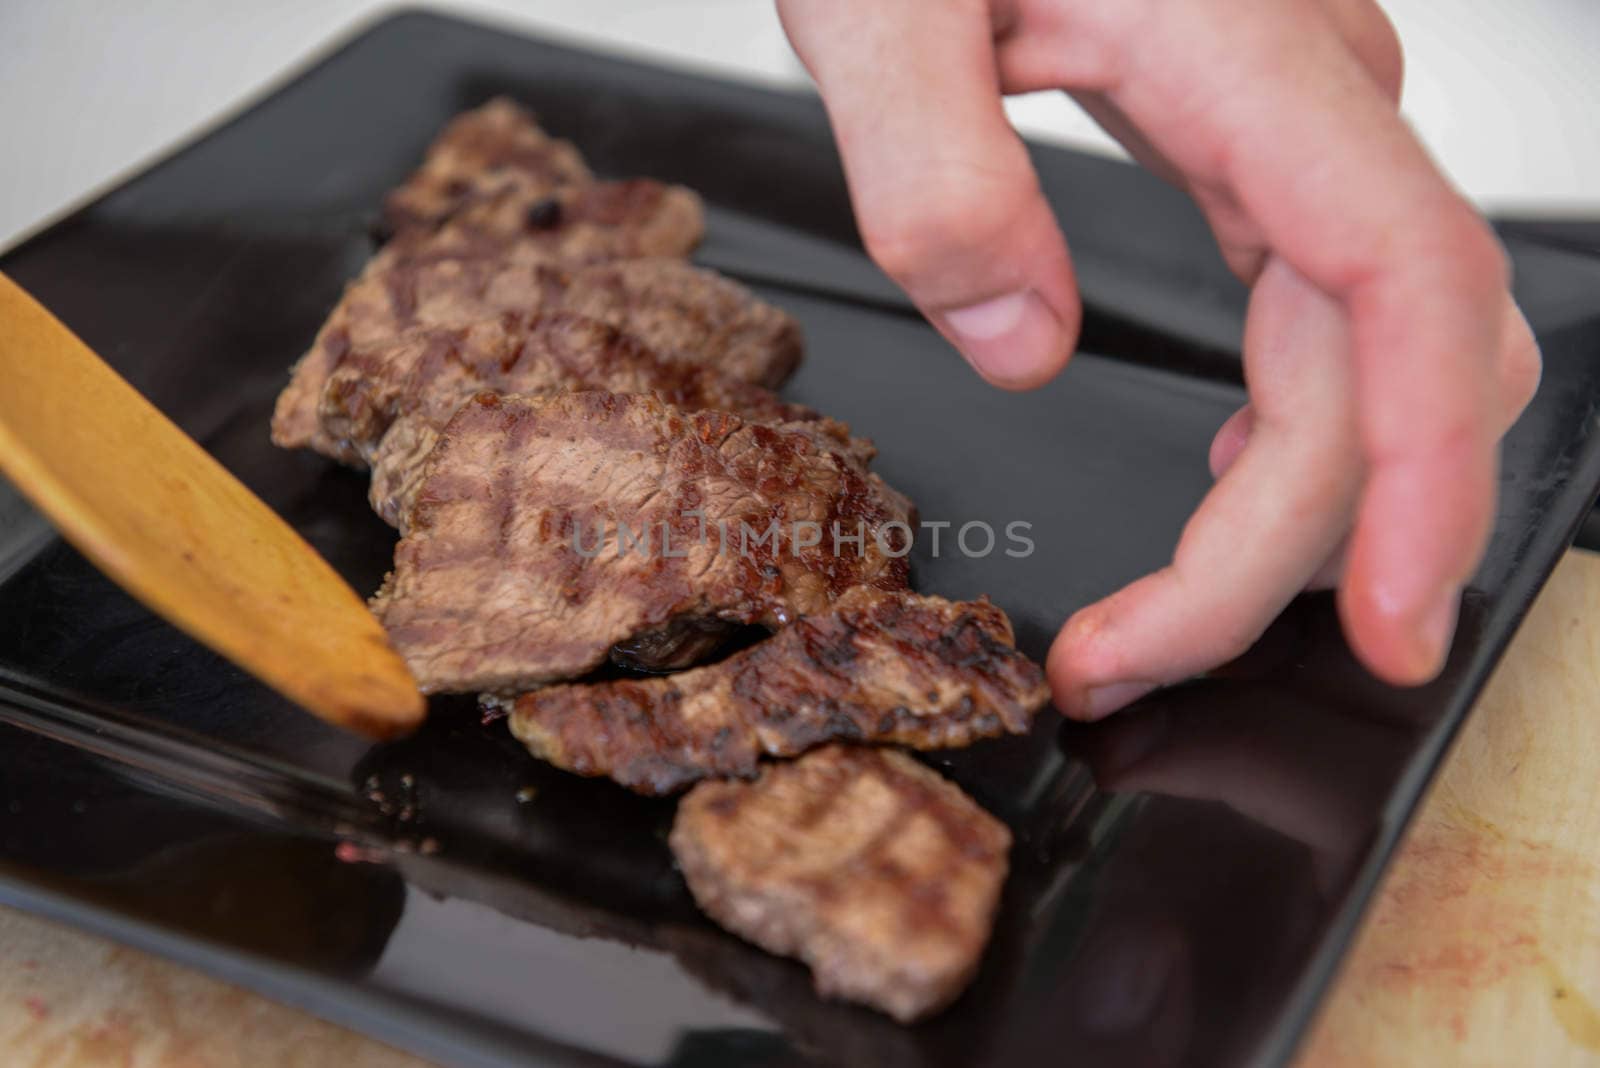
[{"xmin": 777, "ymin": 0, "xmax": 1541, "ymax": 719}]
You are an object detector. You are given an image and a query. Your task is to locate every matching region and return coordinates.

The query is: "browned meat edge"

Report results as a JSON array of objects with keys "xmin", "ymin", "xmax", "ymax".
[
  {"xmin": 509, "ymin": 587, "xmax": 1048, "ymax": 794},
  {"xmin": 671, "ymin": 745, "xmax": 1012, "ymax": 1022}
]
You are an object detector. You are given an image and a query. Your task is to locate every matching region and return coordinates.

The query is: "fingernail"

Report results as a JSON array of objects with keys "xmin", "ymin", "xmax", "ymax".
[
  {"xmin": 1081, "ymin": 681, "xmax": 1157, "ymax": 721},
  {"xmin": 1416, "ymin": 587, "xmax": 1460, "ymax": 675},
  {"xmin": 941, "ymin": 290, "xmax": 1063, "ymax": 388}
]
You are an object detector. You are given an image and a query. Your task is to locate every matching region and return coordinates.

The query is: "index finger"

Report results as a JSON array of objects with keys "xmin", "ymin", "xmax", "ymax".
[{"xmin": 778, "ymin": 0, "xmax": 1081, "ymax": 389}]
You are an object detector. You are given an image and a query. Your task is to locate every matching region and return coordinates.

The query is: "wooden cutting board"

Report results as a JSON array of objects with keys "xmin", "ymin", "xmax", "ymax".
[
  {"xmin": 3, "ymin": 550, "xmax": 1599, "ymax": 1066},
  {"xmin": 1299, "ymin": 549, "xmax": 1600, "ymax": 1066}
]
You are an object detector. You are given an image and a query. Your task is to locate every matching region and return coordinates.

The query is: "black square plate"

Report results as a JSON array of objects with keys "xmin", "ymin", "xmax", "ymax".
[{"xmin": 3, "ymin": 11, "xmax": 1599, "ymax": 1067}]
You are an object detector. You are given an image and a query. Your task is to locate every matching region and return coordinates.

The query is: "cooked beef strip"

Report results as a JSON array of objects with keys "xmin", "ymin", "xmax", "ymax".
[
  {"xmin": 315, "ymin": 313, "xmax": 853, "ymax": 529},
  {"xmin": 379, "ymin": 97, "xmax": 591, "ymax": 236},
  {"xmin": 400, "ymin": 174, "xmax": 703, "ymax": 263},
  {"xmin": 271, "ymin": 254, "xmax": 794, "ymax": 461},
  {"xmin": 371, "ymin": 375, "xmax": 896, "ymax": 595},
  {"xmin": 370, "ymin": 391, "xmax": 914, "ymax": 693},
  {"xmin": 378, "ymin": 99, "xmax": 703, "ymax": 256},
  {"xmin": 554, "ymin": 258, "xmax": 801, "ymax": 388},
  {"xmin": 321, "ymin": 310, "xmax": 818, "ymax": 457},
  {"xmin": 671, "ymin": 744, "xmax": 1012, "ymax": 1023},
  {"xmin": 366, "ymin": 408, "xmax": 878, "ymax": 538},
  {"xmin": 508, "ymin": 587, "xmax": 1048, "ymax": 795}
]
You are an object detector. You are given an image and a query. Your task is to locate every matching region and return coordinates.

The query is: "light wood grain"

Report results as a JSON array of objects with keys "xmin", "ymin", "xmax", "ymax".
[
  {"xmin": 1298, "ymin": 548, "xmax": 1600, "ymax": 1067},
  {"xmin": 0, "ymin": 273, "xmax": 423, "ymax": 739},
  {"xmin": 0, "ymin": 908, "xmax": 435, "ymax": 1068},
  {"xmin": 2, "ymin": 551, "xmax": 1598, "ymax": 1066}
]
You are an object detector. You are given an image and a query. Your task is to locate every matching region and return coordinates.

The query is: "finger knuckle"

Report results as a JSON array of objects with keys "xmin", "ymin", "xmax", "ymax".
[
  {"xmin": 858, "ymin": 168, "xmax": 1038, "ymax": 286},
  {"xmin": 1502, "ymin": 315, "xmax": 1543, "ymax": 418},
  {"xmin": 1398, "ymin": 203, "xmax": 1509, "ymax": 314},
  {"xmin": 860, "ymin": 222, "xmax": 940, "ymax": 289},
  {"xmin": 1356, "ymin": 2, "xmax": 1405, "ymax": 101},
  {"xmin": 1439, "ymin": 210, "xmax": 1510, "ymax": 296},
  {"xmin": 1312, "ymin": 0, "xmax": 1404, "ymax": 101},
  {"xmin": 1505, "ymin": 355, "xmax": 1541, "ymax": 422}
]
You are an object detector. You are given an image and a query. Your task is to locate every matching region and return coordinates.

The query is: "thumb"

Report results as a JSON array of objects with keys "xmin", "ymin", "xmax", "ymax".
[{"xmin": 779, "ymin": 0, "xmax": 1080, "ymax": 389}]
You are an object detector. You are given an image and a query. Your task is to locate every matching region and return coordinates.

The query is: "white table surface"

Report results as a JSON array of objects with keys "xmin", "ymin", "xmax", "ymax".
[{"xmin": 2, "ymin": 1, "xmax": 1597, "ymax": 251}]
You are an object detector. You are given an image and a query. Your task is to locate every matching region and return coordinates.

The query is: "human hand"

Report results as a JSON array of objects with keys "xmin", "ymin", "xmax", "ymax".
[{"xmin": 777, "ymin": 0, "xmax": 1540, "ymax": 716}]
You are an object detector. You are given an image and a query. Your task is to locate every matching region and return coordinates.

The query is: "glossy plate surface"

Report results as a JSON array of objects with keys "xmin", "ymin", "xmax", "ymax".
[{"xmin": 2, "ymin": 11, "xmax": 1599, "ymax": 1068}]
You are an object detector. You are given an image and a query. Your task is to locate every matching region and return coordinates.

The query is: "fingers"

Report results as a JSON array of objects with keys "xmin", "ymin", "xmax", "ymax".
[
  {"xmin": 1338, "ymin": 286, "xmax": 1530, "ymax": 680},
  {"xmin": 779, "ymin": 0, "xmax": 1524, "ymax": 697},
  {"xmin": 1214, "ymin": 301, "xmax": 1537, "ymax": 475},
  {"xmin": 1001, "ymin": 0, "xmax": 1403, "ymax": 287},
  {"xmin": 1078, "ymin": 0, "xmax": 1509, "ymax": 684},
  {"xmin": 1212, "ymin": 429, "xmax": 1347, "ymax": 592},
  {"xmin": 1050, "ymin": 260, "xmax": 1362, "ymax": 718},
  {"xmin": 1307, "ymin": 539, "xmax": 1351, "ymax": 591},
  {"xmin": 1206, "ymin": 405, "xmax": 1253, "ymax": 479},
  {"xmin": 777, "ymin": 0, "xmax": 1079, "ymax": 389},
  {"xmin": 1212, "ymin": 294, "xmax": 1539, "ymax": 598}
]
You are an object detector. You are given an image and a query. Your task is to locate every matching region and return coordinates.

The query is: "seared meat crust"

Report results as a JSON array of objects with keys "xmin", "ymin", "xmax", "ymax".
[
  {"xmin": 313, "ymin": 313, "xmax": 844, "ymax": 528},
  {"xmin": 400, "ymin": 174, "xmax": 703, "ymax": 264},
  {"xmin": 671, "ymin": 745, "xmax": 1012, "ymax": 1022},
  {"xmin": 379, "ymin": 97, "xmax": 591, "ymax": 235},
  {"xmin": 273, "ymin": 97, "xmax": 728, "ymax": 458},
  {"xmin": 509, "ymin": 588, "xmax": 1048, "ymax": 795},
  {"xmin": 378, "ymin": 98, "xmax": 702, "ymax": 256},
  {"xmin": 272, "ymin": 254, "xmax": 798, "ymax": 460},
  {"xmin": 371, "ymin": 392, "xmax": 913, "ymax": 693}
]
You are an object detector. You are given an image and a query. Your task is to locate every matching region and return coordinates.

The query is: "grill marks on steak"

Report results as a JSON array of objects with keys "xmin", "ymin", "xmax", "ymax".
[
  {"xmin": 268, "ymin": 102, "xmax": 1041, "ymax": 1027},
  {"xmin": 371, "ymin": 392, "xmax": 913, "ymax": 694},
  {"xmin": 404, "ymin": 175, "xmax": 704, "ymax": 264},
  {"xmin": 555, "ymin": 259, "xmax": 801, "ymax": 389},
  {"xmin": 274, "ymin": 98, "xmax": 726, "ymax": 460},
  {"xmin": 509, "ymin": 588, "xmax": 1048, "ymax": 795},
  {"xmin": 320, "ymin": 288, "xmax": 810, "ymax": 451},
  {"xmin": 272, "ymin": 255, "xmax": 800, "ymax": 461},
  {"xmin": 670, "ymin": 745, "xmax": 1011, "ymax": 1022},
  {"xmin": 380, "ymin": 97, "xmax": 591, "ymax": 236},
  {"xmin": 379, "ymin": 100, "xmax": 701, "ymax": 258},
  {"xmin": 314, "ymin": 313, "xmax": 849, "ymax": 529}
]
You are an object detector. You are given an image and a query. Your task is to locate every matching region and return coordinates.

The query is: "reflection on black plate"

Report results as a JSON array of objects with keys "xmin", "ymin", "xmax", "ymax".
[{"xmin": 1, "ymin": 11, "xmax": 1599, "ymax": 1068}]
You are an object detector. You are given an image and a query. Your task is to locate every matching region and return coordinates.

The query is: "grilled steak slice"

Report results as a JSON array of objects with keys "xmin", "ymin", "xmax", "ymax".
[
  {"xmin": 670, "ymin": 745, "xmax": 1012, "ymax": 1022},
  {"xmin": 371, "ymin": 392, "xmax": 914, "ymax": 693},
  {"xmin": 508, "ymin": 588, "xmax": 1048, "ymax": 795},
  {"xmin": 380, "ymin": 97, "xmax": 591, "ymax": 236},
  {"xmin": 379, "ymin": 99, "xmax": 703, "ymax": 255},
  {"xmin": 324, "ymin": 311, "xmax": 816, "ymax": 456},
  {"xmin": 403, "ymin": 174, "xmax": 703, "ymax": 263},
  {"xmin": 272, "ymin": 255, "xmax": 798, "ymax": 460},
  {"xmin": 366, "ymin": 414, "xmax": 877, "ymax": 543},
  {"xmin": 318, "ymin": 314, "xmax": 851, "ymax": 528},
  {"xmin": 555, "ymin": 259, "xmax": 801, "ymax": 388},
  {"xmin": 363, "ymin": 413, "xmax": 447, "ymax": 530}
]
